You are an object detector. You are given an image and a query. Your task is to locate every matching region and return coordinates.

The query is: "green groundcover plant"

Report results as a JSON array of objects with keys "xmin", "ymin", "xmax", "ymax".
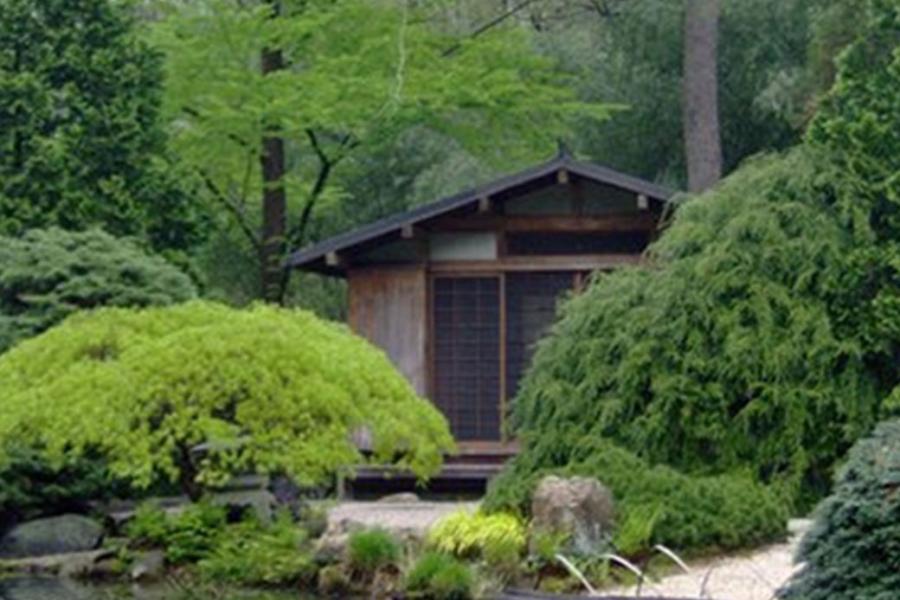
[
  {"xmin": 0, "ymin": 227, "xmax": 196, "ymax": 353},
  {"xmin": 0, "ymin": 301, "xmax": 454, "ymax": 497},
  {"xmin": 484, "ymin": 437, "xmax": 788, "ymax": 554},
  {"xmin": 778, "ymin": 419, "xmax": 900, "ymax": 600}
]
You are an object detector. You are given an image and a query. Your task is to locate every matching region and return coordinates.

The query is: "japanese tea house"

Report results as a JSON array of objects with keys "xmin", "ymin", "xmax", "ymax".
[{"xmin": 288, "ymin": 152, "xmax": 675, "ymax": 495}]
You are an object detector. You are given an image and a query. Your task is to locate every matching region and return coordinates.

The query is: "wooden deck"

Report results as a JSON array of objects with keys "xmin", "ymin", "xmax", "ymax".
[{"xmin": 344, "ymin": 442, "xmax": 517, "ymax": 499}]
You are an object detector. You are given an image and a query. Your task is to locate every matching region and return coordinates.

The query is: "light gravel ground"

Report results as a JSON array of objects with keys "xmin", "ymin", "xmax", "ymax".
[
  {"xmin": 327, "ymin": 499, "xmax": 478, "ymax": 537},
  {"xmin": 605, "ymin": 519, "xmax": 811, "ymax": 600}
]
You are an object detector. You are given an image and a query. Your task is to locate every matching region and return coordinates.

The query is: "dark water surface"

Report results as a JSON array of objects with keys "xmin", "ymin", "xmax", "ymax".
[{"xmin": 0, "ymin": 577, "xmax": 317, "ymax": 600}]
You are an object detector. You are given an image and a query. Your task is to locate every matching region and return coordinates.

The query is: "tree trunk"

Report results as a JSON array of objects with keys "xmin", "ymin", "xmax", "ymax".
[
  {"xmin": 682, "ymin": 0, "xmax": 722, "ymax": 193},
  {"xmin": 260, "ymin": 0, "xmax": 287, "ymax": 303}
]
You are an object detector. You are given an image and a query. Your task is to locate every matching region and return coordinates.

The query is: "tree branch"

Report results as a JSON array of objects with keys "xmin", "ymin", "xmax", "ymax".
[
  {"xmin": 197, "ymin": 168, "xmax": 262, "ymax": 252},
  {"xmin": 442, "ymin": 0, "xmax": 540, "ymax": 57}
]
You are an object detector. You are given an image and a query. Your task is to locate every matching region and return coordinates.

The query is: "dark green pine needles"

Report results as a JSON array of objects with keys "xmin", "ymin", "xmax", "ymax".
[{"xmin": 779, "ymin": 419, "xmax": 900, "ymax": 600}]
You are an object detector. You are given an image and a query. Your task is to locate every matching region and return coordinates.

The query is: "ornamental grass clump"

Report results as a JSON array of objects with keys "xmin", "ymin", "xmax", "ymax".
[
  {"xmin": 778, "ymin": 419, "xmax": 900, "ymax": 600},
  {"xmin": 347, "ymin": 528, "xmax": 401, "ymax": 575},
  {"xmin": 0, "ymin": 301, "xmax": 454, "ymax": 497},
  {"xmin": 405, "ymin": 551, "xmax": 474, "ymax": 600}
]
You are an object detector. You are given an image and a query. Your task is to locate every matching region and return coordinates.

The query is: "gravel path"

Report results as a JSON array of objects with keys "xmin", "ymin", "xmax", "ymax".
[
  {"xmin": 327, "ymin": 499, "xmax": 478, "ymax": 537},
  {"xmin": 605, "ymin": 520, "xmax": 811, "ymax": 600}
]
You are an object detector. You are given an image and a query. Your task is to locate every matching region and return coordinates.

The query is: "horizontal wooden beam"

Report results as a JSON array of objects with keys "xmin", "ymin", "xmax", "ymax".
[
  {"xmin": 428, "ymin": 254, "xmax": 643, "ymax": 273},
  {"xmin": 425, "ymin": 214, "xmax": 658, "ymax": 233}
]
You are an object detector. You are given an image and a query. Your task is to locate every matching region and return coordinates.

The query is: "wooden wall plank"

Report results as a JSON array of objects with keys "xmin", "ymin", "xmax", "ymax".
[{"xmin": 348, "ymin": 267, "xmax": 427, "ymax": 396}]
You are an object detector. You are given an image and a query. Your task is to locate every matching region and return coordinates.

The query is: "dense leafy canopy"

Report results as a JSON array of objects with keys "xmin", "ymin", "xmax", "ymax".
[
  {"xmin": 0, "ymin": 0, "xmax": 203, "ymax": 256},
  {"xmin": 150, "ymin": 0, "xmax": 610, "ymax": 302},
  {"xmin": 778, "ymin": 419, "xmax": 900, "ymax": 600},
  {"xmin": 0, "ymin": 228, "xmax": 196, "ymax": 353},
  {"xmin": 486, "ymin": 1, "xmax": 900, "ymax": 536},
  {"xmin": 495, "ymin": 150, "xmax": 880, "ymax": 505},
  {"xmin": 0, "ymin": 302, "xmax": 454, "ymax": 496}
]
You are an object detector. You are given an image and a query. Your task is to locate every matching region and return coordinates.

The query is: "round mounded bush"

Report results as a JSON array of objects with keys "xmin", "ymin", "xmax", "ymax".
[
  {"xmin": 778, "ymin": 419, "xmax": 900, "ymax": 600},
  {"xmin": 0, "ymin": 227, "xmax": 196, "ymax": 353},
  {"xmin": 0, "ymin": 301, "xmax": 454, "ymax": 494}
]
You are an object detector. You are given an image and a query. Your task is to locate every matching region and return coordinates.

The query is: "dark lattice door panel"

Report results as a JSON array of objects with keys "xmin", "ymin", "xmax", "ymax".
[
  {"xmin": 505, "ymin": 272, "xmax": 574, "ymax": 401},
  {"xmin": 433, "ymin": 277, "xmax": 501, "ymax": 441}
]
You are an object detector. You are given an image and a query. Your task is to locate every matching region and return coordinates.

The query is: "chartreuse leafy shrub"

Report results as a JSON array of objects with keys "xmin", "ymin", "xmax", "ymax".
[
  {"xmin": 126, "ymin": 501, "xmax": 227, "ymax": 564},
  {"xmin": 199, "ymin": 513, "xmax": 316, "ymax": 585},
  {"xmin": 0, "ymin": 228, "xmax": 196, "ymax": 353},
  {"xmin": 778, "ymin": 419, "xmax": 900, "ymax": 600},
  {"xmin": 405, "ymin": 552, "xmax": 474, "ymax": 600},
  {"xmin": 484, "ymin": 437, "xmax": 788, "ymax": 555},
  {"xmin": 0, "ymin": 301, "xmax": 454, "ymax": 498},
  {"xmin": 347, "ymin": 529, "xmax": 401, "ymax": 574},
  {"xmin": 427, "ymin": 510, "xmax": 525, "ymax": 575}
]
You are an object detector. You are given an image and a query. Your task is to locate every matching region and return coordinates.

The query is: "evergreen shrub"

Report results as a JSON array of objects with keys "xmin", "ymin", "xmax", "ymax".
[
  {"xmin": 0, "ymin": 228, "xmax": 196, "ymax": 353},
  {"xmin": 484, "ymin": 437, "xmax": 788, "ymax": 554},
  {"xmin": 778, "ymin": 419, "xmax": 900, "ymax": 600}
]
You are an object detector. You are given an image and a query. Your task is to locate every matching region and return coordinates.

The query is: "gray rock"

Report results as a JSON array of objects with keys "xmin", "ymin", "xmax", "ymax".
[
  {"xmin": 0, "ymin": 515, "xmax": 104, "ymax": 558},
  {"xmin": 531, "ymin": 475, "xmax": 614, "ymax": 555},
  {"xmin": 130, "ymin": 549, "xmax": 166, "ymax": 582},
  {"xmin": 0, "ymin": 577, "xmax": 89, "ymax": 600},
  {"xmin": 0, "ymin": 549, "xmax": 112, "ymax": 577}
]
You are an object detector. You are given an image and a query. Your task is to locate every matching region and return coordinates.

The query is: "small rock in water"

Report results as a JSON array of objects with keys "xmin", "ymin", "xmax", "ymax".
[{"xmin": 130, "ymin": 549, "xmax": 166, "ymax": 582}]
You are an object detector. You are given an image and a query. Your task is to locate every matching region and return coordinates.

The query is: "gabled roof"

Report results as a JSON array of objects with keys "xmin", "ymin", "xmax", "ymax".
[{"xmin": 287, "ymin": 152, "xmax": 676, "ymax": 273}]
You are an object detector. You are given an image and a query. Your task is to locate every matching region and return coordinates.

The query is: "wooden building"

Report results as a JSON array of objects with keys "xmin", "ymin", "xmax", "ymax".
[{"xmin": 288, "ymin": 152, "xmax": 675, "ymax": 494}]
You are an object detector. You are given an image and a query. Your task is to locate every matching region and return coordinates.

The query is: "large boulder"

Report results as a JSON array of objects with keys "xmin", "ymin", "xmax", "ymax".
[
  {"xmin": 0, "ymin": 515, "xmax": 104, "ymax": 558},
  {"xmin": 530, "ymin": 475, "xmax": 614, "ymax": 555}
]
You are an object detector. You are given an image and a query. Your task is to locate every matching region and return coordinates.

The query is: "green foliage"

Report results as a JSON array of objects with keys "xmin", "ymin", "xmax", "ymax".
[
  {"xmin": 806, "ymin": 0, "xmax": 900, "ymax": 366},
  {"xmin": 0, "ymin": 444, "xmax": 121, "ymax": 531},
  {"xmin": 0, "ymin": 301, "xmax": 454, "ymax": 496},
  {"xmin": 0, "ymin": 228, "xmax": 196, "ymax": 353},
  {"xmin": 500, "ymin": 149, "xmax": 880, "ymax": 509},
  {"xmin": 0, "ymin": 0, "xmax": 203, "ymax": 255},
  {"xmin": 778, "ymin": 419, "xmax": 900, "ymax": 600},
  {"xmin": 405, "ymin": 552, "xmax": 474, "ymax": 600},
  {"xmin": 127, "ymin": 501, "xmax": 227, "ymax": 565},
  {"xmin": 199, "ymin": 514, "xmax": 316, "ymax": 586},
  {"xmin": 346, "ymin": 529, "xmax": 401, "ymax": 574},
  {"xmin": 147, "ymin": 0, "xmax": 610, "ymax": 303},
  {"xmin": 427, "ymin": 510, "xmax": 525, "ymax": 563},
  {"xmin": 484, "ymin": 438, "xmax": 788, "ymax": 554}
]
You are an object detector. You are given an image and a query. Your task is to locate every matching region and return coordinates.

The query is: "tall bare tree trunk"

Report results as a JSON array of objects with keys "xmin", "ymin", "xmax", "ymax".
[
  {"xmin": 260, "ymin": 0, "xmax": 287, "ymax": 303},
  {"xmin": 682, "ymin": 0, "xmax": 722, "ymax": 193}
]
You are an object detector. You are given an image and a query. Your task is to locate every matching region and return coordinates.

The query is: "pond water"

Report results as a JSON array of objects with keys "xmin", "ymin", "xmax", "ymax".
[{"xmin": 0, "ymin": 577, "xmax": 319, "ymax": 600}]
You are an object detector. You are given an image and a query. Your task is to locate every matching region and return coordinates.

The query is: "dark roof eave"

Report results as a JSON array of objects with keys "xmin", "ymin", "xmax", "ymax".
[{"xmin": 287, "ymin": 155, "xmax": 676, "ymax": 271}]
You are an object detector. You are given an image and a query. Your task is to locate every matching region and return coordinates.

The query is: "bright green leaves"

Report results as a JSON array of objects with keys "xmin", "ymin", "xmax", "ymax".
[
  {"xmin": 0, "ymin": 301, "xmax": 454, "ymax": 492},
  {"xmin": 150, "ymin": 0, "xmax": 610, "ymax": 244}
]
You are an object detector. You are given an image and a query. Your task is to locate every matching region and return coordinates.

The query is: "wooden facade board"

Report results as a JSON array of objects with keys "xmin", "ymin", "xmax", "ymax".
[{"xmin": 348, "ymin": 267, "xmax": 427, "ymax": 395}]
